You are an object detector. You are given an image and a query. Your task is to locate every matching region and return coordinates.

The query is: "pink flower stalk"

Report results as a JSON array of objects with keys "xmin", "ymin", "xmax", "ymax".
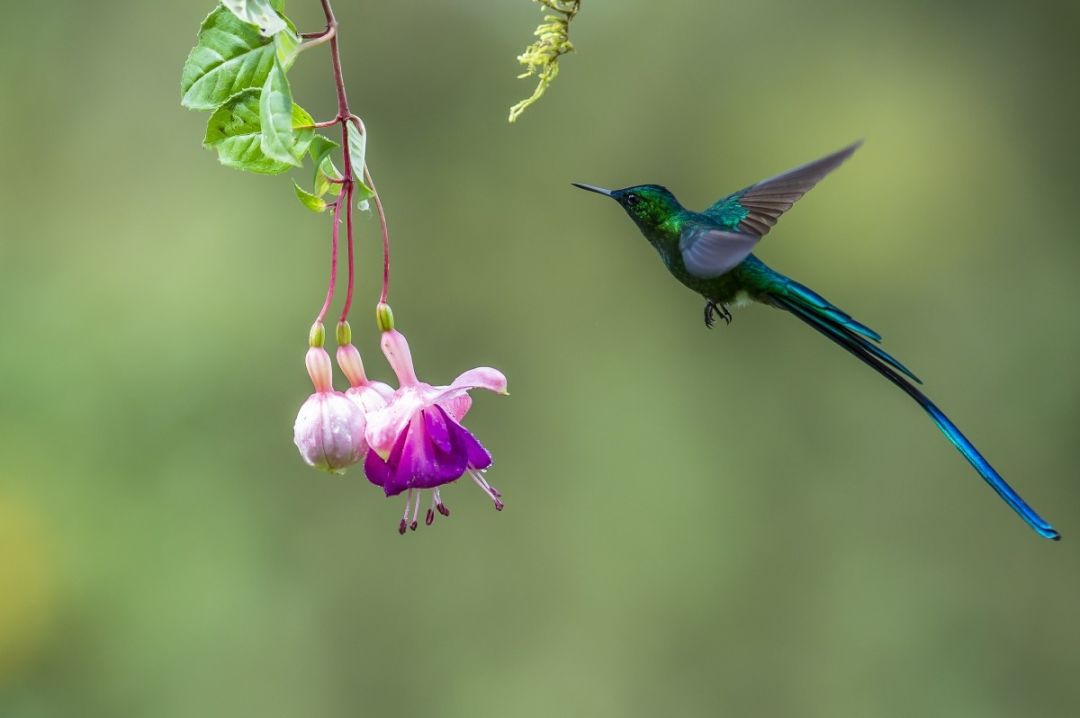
[
  {"xmin": 293, "ymin": 346, "xmax": 368, "ymax": 473},
  {"xmin": 363, "ymin": 327, "xmax": 508, "ymax": 533}
]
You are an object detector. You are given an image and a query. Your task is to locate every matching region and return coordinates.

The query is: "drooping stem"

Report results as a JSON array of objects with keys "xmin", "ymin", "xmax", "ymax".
[
  {"xmin": 364, "ymin": 165, "xmax": 391, "ymax": 304},
  {"xmin": 339, "ymin": 183, "xmax": 356, "ymax": 322},
  {"xmin": 315, "ymin": 193, "xmax": 344, "ymax": 325},
  {"xmin": 309, "ymin": 0, "xmax": 392, "ymax": 322}
]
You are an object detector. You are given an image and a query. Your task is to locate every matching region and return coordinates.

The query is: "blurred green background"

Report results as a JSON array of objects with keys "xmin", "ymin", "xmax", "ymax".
[{"xmin": 2, "ymin": 0, "xmax": 1079, "ymax": 716}]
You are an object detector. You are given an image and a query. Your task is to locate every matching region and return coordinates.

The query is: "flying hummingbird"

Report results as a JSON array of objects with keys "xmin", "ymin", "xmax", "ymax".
[{"xmin": 573, "ymin": 142, "xmax": 1060, "ymax": 540}]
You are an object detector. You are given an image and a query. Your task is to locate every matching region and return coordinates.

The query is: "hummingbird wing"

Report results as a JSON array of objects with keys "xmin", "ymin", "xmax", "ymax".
[
  {"xmin": 704, "ymin": 141, "xmax": 862, "ymax": 237},
  {"xmin": 679, "ymin": 226, "xmax": 760, "ymax": 278}
]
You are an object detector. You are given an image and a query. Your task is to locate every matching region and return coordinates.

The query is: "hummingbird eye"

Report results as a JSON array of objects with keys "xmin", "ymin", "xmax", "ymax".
[{"xmin": 624, "ymin": 193, "xmax": 640, "ymax": 207}]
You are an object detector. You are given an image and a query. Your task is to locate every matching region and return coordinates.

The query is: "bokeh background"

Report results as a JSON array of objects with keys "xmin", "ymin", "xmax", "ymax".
[{"xmin": 2, "ymin": 1, "xmax": 1079, "ymax": 716}]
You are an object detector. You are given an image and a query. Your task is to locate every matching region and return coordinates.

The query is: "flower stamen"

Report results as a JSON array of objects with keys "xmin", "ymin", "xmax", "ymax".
[
  {"xmin": 399, "ymin": 489, "xmax": 413, "ymax": 535},
  {"xmin": 469, "ymin": 469, "xmax": 504, "ymax": 511},
  {"xmin": 410, "ymin": 489, "xmax": 421, "ymax": 531},
  {"xmin": 435, "ymin": 488, "xmax": 450, "ymax": 517}
]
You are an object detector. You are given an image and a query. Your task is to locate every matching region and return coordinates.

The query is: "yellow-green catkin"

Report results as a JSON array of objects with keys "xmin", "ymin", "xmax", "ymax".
[{"xmin": 509, "ymin": 0, "xmax": 580, "ymax": 123}]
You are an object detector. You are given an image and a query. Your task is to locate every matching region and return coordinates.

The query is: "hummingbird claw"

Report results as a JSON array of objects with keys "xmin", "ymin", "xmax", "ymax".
[{"xmin": 704, "ymin": 301, "xmax": 732, "ymax": 329}]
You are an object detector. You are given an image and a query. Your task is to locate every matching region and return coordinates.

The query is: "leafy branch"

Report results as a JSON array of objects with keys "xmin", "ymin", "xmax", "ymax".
[{"xmin": 180, "ymin": 0, "xmax": 390, "ymax": 322}]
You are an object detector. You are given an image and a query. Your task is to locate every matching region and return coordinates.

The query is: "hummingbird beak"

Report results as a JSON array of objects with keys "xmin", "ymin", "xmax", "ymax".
[{"xmin": 571, "ymin": 182, "xmax": 614, "ymax": 197}]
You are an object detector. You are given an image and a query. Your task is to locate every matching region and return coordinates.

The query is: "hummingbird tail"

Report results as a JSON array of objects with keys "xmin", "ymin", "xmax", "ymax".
[{"xmin": 766, "ymin": 287, "xmax": 1060, "ymax": 540}]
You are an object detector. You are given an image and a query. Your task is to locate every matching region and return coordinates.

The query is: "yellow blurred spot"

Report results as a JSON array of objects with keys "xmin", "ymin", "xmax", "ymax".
[{"xmin": 0, "ymin": 494, "xmax": 54, "ymax": 678}]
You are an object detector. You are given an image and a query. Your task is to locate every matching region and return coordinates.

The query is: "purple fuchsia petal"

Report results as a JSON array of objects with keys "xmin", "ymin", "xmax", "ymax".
[
  {"xmin": 364, "ymin": 415, "xmax": 410, "ymax": 491},
  {"xmin": 424, "ymin": 404, "xmax": 452, "ymax": 454},
  {"xmin": 408, "ymin": 409, "xmax": 468, "ymax": 489},
  {"xmin": 435, "ymin": 405, "xmax": 492, "ymax": 470},
  {"xmin": 391, "ymin": 416, "xmax": 436, "ymax": 492},
  {"xmin": 373, "ymin": 412, "xmax": 469, "ymax": 495}
]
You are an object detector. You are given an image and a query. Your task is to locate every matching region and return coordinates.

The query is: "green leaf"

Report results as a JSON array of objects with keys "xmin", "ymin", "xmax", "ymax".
[
  {"xmin": 307, "ymin": 135, "xmax": 340, "ymax": 195},
  {"xmin": 222, "ymin": 0, "xmax": 287, "ymax": 37},
  {"xmin": 270, "ymin": 0, "xmax": 285, "ymax": 11},
  {"xmin": 204, "ymin": 90, "xmax": 314, "ymax": 174},
  {"xmin": 181, "ymin": 7, "xmax": 276, "ymax": 110},
  {"xmin": 308, "ymin": 135, "xmax": 338, "ymax": 168},
  {"xmin": 345, "ymin": 122, "xmax": 366, "ymax": 180},
  {"xmin": 293, "ymin": 181, "xmax": 328, "ymax": 212},
  {"xmin": 346, "ymin": 122, "xmax": 376, "ymax": 197},
  {"xmin": 315, "ymin": 156, "xmax": 344, "ymax": 196},
  {"xmin": 274, "ymin": 25, "xmax": 301, "ymax": 67},
  {"xmin": 259, "ymin": 60, "xmax": 300, "ymax": 166}
]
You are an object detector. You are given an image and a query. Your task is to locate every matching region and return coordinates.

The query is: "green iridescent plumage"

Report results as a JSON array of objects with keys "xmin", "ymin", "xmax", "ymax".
[{"xmin": 572, "ymin": 143, "xmax": 1059, "ymax": 540}]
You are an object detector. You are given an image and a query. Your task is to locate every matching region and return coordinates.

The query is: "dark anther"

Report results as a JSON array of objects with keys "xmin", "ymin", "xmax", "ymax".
[
  {"xmin": 409, "ymin": 520, "xmax": 418, "ymax": 531},
  {"xmin": 425, "ymin": 508, "xmax": 435, "ymax": 526},
  {"xmin": 437, "ymin": 503, "xmax": 450, "ymax": 517},
  {"xmin": 398, "ymin": 519, "xmax": 407, "ymax": 535}
]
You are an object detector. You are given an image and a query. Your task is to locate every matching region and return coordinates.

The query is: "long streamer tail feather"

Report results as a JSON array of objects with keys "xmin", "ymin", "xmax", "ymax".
[{"xmin": 766, "ymin": 286, "xmax": 1059, "ymax": 540}]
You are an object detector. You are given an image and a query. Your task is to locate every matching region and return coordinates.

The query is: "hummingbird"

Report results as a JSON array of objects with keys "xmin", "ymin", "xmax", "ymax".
[{"xmin": 573, "ymin": 142, "xmax": 1060, "ymax": 540}]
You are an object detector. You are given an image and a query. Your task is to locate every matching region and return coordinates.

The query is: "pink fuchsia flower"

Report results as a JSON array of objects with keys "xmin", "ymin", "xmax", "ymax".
[
  {"xmin": 363, "ymin": 325, "xmax": 508, "ymax": 533},
  {"xmin": 293, "ymin": 346, "xmax": 368, "ymax": 473},
  {"xmin": 336, "ymin": 343, "xmax": 395, "ymax": 414}
]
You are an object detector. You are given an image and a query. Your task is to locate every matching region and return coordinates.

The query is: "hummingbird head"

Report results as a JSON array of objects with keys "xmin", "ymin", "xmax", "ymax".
[{"xmin": 572, "ymin": 183, "xmax": 683, "ymax": 233}]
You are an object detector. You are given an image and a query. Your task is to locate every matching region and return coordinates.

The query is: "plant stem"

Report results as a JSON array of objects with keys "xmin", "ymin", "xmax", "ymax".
[
  {"xmin": 364, "ymin": 165, "xmax": 391, "ymax": 305},
  {"xmin": 311, "ymin": 0, "xmax": 392, "ymax": 325},
  {"xmin": 340, "ymin": 184, "xmax": 355, "ymax": 322},
  {"xmin": 315, "ymin": 189, "xmax": 344, "ymax": 325}
]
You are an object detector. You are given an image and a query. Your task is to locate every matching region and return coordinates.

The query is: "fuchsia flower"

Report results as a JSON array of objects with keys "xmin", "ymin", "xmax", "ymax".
[
  {"xmin": 293, "ymin": 347, "xmax": 368, "ymax": 473},
  {"xmin": 363, "ymin": 327, "xmax": 508, "ymax": 533},
  {"xmin": 336, "ymin": 343, "xmax": 395, "ymax": 413}
]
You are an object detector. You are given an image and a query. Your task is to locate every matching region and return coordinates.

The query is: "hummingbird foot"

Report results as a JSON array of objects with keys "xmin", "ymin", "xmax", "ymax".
[{"xmin": 704, "ymin": 301, "xmax": 732, "ymax": 329}]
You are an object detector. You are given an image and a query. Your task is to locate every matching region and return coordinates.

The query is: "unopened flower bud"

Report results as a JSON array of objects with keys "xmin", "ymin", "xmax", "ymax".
[{"xmin": 293, "ymin": 392, "xmax": 368, "ymax": 474}]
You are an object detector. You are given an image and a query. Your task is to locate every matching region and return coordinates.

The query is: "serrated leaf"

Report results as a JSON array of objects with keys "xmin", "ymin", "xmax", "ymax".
[
  {"xmin": 346, "ymin": 122, "xmax": 376, "ymax": 197},
  {"xmin": 315, "ymin": 156, "xmax": 344, "ymax": 196},
  {"xmin": 308, "ymin": 135, "xmax": 338, "ymax": 168},
  {"xmin": 293, "ymin": 181, "xmax": 328, "ymax": 212},
  {"xmin": 274, "ymin": 25, "xmax": 301, "ymax": 67},
  {"xmin": 181, "ymin": 7, "xmax": 276, "ymax": 110},
  {"xmin": 204, "ymin": 90, "xmax": 314, "ymax": 174},
  {"xmin": 222, "ymin": 0, "xmax": 287, "ymax": 37},
  {"xmin": 259, "ymin": 60, "xmax": 300, "ymax": 166},
  {"xmin": 308, "ymin": 135, "xmax": 341, "ymax": 195}
]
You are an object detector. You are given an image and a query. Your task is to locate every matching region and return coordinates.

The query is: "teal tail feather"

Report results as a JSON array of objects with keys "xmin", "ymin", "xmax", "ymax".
[{"xmin": 767, "ymin": 281, "xmax": 1060, "ymax": 540}]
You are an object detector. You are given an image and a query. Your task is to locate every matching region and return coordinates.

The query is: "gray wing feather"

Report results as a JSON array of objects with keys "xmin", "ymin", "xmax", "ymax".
[
  {"xmin": 707, "ymin": 141, "xmax": 862, "ymax": 237},
  {"xmin": 679, "ymin": 226, "xmax": 760, "ymax": 278}
]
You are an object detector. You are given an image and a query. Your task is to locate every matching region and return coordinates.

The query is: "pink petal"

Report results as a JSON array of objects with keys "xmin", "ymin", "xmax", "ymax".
[
  {"xmin": 450, "ymin": 367, "xmax": 508, "ymax": 394},
  {"xmin": 363, "ymin": 386, "xmax": 427, "ymax": 456},
  {"xmin": 380, "ymin": 329, "xmax": 419, "ymax": 387},
  {"xmin": 428, "ymin": 367, "xmax": 508, "ymax": 410},
  {"xmin": 345, "ymin": 380, "xmax": 395, "ymax": 414}
]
